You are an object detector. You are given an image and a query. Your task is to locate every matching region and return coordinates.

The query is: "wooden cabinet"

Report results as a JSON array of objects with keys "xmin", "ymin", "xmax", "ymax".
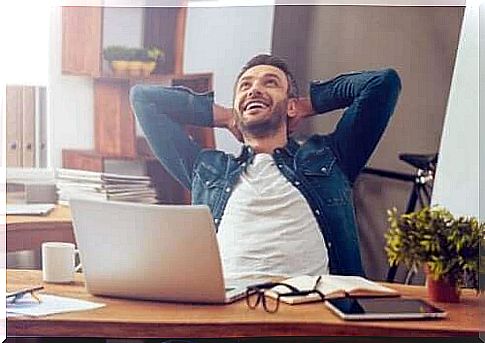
[
  {"xmin": 94, "ymin": 79, "xmax": 137, "ymax": 157},
  {"xmin": 61, "ymin": 6, "xmax": 187, "ymax": 77},
  {"xmin": 61, "ymin": 6, "xmax": 215, "ymax": 204},
  {"xmin": 62, "ymin": 7, "xmax": 103, "ymax": 77}
]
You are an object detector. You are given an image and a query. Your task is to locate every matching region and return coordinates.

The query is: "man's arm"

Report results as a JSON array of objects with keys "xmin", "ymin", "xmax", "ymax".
[
  {"xmin": 129, "ymin": 85, "xmax": 215, "ymax": 190},
  {"xmin": 309, "ymin": 69, "xmax": 402, "ymax": 183}
]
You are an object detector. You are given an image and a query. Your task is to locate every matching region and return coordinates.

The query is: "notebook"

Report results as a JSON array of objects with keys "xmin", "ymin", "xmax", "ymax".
[{"xmin": 268, "ymin": 275, "xmax": 399, "ymax": 304}]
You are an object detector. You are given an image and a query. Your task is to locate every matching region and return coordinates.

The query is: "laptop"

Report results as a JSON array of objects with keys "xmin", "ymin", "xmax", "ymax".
[{"xmin": 69, "ymin": 197, "xmax": 261, "ymax": 304}]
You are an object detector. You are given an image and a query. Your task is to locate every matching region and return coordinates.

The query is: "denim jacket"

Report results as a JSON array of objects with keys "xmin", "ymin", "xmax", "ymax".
[{"xmin": 130, "ymin": 68, "xmax": 401, "ymax": 276}]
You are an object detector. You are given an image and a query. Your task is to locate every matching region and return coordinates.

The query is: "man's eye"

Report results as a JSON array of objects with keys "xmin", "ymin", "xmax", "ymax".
[
  {"xmin": 239, "ymin": 82, "xmax": 250, "ymax": 90},
  {"xmin": 266, "ymin": 79, "xmax": 278, "ymax": 86}
]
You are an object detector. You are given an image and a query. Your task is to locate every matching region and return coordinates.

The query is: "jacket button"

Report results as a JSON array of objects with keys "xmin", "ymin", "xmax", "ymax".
[
  {"xmin": 321, "ymin": 167, "xmax": 327, "ymax": 172},
  {"xmin": 205, "ymin": 181, "xmax": 210, "ymax": 186},
  {"xmin": 225, "ymin": 187, "xmax": 231, "ymax": 192},
  {"xmin": 275, "ymin": 149, "xmax": 281, "ymax": 154},
  {"xmin": 294, "ymin": 181, "xmax": 300, "ymax": 186},
  {"xmin": 214, "ymin": 218, "xmax": 220, "ymax": 224},
  {"xmin": 315, "ymin": 209, "xmax": 320, "ymax": 216},
  {"xmin": 277, "ymin": 164, "xmax": 283, "ymax": 169}
]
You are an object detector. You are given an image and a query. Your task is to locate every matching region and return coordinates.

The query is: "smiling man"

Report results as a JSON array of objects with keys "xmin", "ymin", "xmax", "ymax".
[{"xmin": 130, "ymin": 54, "xmax": 401, "ymax": 278}]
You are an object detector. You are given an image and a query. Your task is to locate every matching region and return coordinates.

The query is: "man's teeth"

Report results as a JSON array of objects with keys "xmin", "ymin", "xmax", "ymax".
[{"xmin": 246, "ymin": 102, "xmax": 267, "ymax": 110}]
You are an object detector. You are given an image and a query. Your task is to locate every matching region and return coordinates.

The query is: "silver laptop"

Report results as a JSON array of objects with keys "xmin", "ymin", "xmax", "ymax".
[{"xmin": 70, "ymin": 197, "xmax": 260, "ymax": 304}]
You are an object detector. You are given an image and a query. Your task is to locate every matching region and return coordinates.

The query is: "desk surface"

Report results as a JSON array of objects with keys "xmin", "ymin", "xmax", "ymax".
[
  {"xmin": 6, "ymin": 205, "xmax": 74, "ymax": 252},
  {"xmin": 7, "ymin": 270, "xmax": 480, "ymax": 338}
]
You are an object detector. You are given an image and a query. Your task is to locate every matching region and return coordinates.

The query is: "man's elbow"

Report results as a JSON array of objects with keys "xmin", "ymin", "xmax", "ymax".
[
  {"xmin": 380, "ymin": 68, "xmax": 402, "ymax": 95},
  {"xmin": 129, "ymin": 84, "xmax": 153, "ymax": 123},
  {"xmin": 376, "ymin": 68, "xmax": 401, "ymax": 117},
  {"xmin": 129, "ymin": 84, "xmax": 146, "ymax": 108}
]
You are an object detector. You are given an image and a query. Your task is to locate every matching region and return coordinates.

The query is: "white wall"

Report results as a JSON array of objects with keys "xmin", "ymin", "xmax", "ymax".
[
  {"xmin": 183, "ymin": 5, "xmax": 275, "ymax": 155},
  {"xmin": 48, "ymin": 6, "xmax": 94, "ymax": 169},
  {"xmin": 480, "ymin": 2, "xmax": 484, "ymax": 222},
  {"xmin": 431, "ymin": 2, "xmax": 480, "ymax": 219}
]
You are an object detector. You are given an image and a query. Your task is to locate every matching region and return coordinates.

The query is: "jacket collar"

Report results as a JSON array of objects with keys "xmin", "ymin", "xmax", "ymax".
[{"xmin": 237, "ymin": 137, "xmax": 300, "ymax": 164}]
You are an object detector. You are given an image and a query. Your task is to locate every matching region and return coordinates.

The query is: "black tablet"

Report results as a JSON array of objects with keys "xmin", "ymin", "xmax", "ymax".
[{"xmin": 325, "ymin": 297, "xmax": 447, "ymax": 320}]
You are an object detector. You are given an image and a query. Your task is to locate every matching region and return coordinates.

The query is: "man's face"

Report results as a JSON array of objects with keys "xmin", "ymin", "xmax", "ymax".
[{"xmin": 234, "ymin": 65, "xmax": 290, "ymax": 137}]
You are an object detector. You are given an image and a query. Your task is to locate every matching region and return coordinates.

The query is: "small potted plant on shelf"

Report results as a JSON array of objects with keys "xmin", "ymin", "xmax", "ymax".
[
  {"xmin": 127, "ymin": 48, "xmax": 143, "ymax": 77},
  {"xmin": 103, "ymin": 46, "xmax": 164, "ymax": 77},
  {"xmin": 103, "ymin": 46, "xmax": 131, "ymax": 75},
  {"xmin": 140, "ymin": 47, "xmax": 165, "ymax": 77},
  {"xmin": 385, "ymin": 206, "xmax": 484, "ymax": 303}
]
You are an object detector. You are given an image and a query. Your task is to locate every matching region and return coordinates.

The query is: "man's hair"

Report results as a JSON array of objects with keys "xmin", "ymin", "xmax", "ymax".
[{"xmin": 236, "ymin": 54, "xmax": 299, "ymax": 99}]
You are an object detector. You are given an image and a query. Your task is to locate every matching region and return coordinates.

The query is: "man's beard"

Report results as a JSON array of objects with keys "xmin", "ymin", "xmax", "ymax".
[{"xmin": 237, "ymin": 100, "xmax": 287, "ymax": 138}]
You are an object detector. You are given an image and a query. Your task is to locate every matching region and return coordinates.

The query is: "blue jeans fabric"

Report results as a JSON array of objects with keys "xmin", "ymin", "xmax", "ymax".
[{"xmin": 129, "ymin": 68, "xmax": 401, "ymax": 276}]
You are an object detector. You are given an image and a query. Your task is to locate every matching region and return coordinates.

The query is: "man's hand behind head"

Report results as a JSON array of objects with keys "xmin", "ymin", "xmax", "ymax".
[
  {"xmin": 287, "ymin": 97, "xmax": 314, "ymax": 134},
  {"xmin": 212, "ymin": 103, "xmax": 244, "ymax": 142}
]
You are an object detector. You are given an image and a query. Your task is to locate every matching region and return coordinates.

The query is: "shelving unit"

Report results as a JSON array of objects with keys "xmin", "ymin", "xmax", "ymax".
[{"xmin": 61, "ymin": 6, "xmax": 214, "ymax": 204}]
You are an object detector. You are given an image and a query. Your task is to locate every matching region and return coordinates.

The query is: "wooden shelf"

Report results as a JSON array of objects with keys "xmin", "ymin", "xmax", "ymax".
[
  {"xmin": 61, "ymin": 6, "xmax": 213, "ymax": 205},
  {"xmin": 94, "ymin": 72, "xmax": 214, "ymax": 88},
  {"xmin": 62, "ymin": 149, "xmax": 150, "ymax": 172},
  {"xmin": 62, "ymin": 7, "xmax": 187, "ymax": 77}
]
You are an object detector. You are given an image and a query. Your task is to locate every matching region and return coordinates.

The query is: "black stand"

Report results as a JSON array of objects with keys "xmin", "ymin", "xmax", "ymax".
[{"xmin": 361, "ymin": 153, "xmax": 438, "ymax": 283}]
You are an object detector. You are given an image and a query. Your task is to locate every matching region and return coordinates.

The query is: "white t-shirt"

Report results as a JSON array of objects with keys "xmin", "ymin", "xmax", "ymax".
[{"xmin": 217, "ymin": 153, "xmax": 329, "ymax": 280}]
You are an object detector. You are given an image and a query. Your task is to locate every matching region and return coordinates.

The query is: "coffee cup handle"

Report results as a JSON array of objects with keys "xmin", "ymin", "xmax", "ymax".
[{"xmin": 74, "ymin": 249, "xmax": 82, "ymax": 273}]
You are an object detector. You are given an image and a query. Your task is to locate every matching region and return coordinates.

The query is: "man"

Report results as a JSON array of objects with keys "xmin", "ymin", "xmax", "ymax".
[{"xmin": 130, "ymin": 54, "xmax": 401, "ymax": 278}]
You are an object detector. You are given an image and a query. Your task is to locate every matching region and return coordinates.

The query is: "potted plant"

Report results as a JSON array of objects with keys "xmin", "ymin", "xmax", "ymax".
[
  {"xmin": 143, "ymin": 46, "xmax": 164, "ymax": 76},
  {"xmin": 103, "ymin": 46, "xmax": 132, "ymax": 75},
  {"xmin": 385, "ymin": 206, "xmax": 483, "ymax": 303},
  {"xmin": 103, "ymin": 46, "xmax": 164, "ymax": 77},
  {"xmin": 127, "ymin": 48, "xmax": 144, "ymax": 77}
]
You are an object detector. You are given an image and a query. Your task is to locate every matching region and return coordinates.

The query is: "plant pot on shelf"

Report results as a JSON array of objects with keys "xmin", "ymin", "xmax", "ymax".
[
  {"xmin": 141, "ymin": 61, "xmax": 157, "ymax": 77},
  {"xmin": 128, "ymin": 61, "xmax": 143, "ymax": 77},
  {"xmin": 424, "ymin": 266, "xmax": 460, "ymax": 303},
  {"xmin": 111, "ymin": 60, "xmax": 129, "ymax": 76}
]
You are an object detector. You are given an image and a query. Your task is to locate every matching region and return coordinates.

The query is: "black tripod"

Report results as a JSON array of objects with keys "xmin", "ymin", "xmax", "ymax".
[{"xmin": 362, "ymin": 153, "xmax": 438, "ymax": 283}]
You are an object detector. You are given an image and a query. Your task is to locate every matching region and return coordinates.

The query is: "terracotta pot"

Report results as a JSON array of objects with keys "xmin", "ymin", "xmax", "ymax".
[{"xmin": 425, "ymin": 272, "xmax": 460, "ymax": 303}]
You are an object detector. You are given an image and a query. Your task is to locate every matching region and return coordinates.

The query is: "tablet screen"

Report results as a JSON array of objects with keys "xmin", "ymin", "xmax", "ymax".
[{"xmin": 326, "ymin": 298, "xmax": 446, "ymax": 319}]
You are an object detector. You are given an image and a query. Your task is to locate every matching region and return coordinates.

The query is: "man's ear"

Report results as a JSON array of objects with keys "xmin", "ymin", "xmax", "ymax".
[{"xmin": 287, "ymin": 98, "xmax": 297, "ymax": 118}]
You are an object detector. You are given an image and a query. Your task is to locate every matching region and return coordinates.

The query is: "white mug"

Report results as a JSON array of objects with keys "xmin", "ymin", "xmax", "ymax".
[{"xmin": 42, "ymin": 242, "xmax": 81, "ymax": 283}]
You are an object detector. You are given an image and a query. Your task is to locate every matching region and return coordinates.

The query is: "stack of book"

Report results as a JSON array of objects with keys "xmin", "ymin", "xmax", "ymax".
[{"xmin": 56, "ymin": 169, "xmax": 158, "ymax": 206}]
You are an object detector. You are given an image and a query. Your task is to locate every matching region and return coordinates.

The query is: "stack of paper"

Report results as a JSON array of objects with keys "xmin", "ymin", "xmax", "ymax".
[{"xmin": 56, "ymin": 168, "xmax": 159, "ymax": 205}]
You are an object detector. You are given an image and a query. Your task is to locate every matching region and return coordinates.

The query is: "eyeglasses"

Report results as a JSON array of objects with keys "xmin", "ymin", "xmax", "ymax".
[{"xmin": 245, "ymin": 276, "xmax": 324, "ymax": 313}]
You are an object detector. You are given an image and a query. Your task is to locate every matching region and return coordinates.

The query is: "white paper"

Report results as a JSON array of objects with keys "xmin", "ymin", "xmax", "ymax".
[
  {"xmin": 6, "ymin": 293, "xmax": 105, "ymax": 317},
  {"xmin": 6, "ymin": 204, "xmax": 55, "ymax": 215}
]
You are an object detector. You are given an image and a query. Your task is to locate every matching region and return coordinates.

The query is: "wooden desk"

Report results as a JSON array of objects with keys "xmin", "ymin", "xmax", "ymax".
[
  {"xmin": 7, "ymin": 270, "xmax": 480, "ymax": 338},
  {"xmin": 6, "ymin": 206, "xmax": 74, "ymax": 252}
]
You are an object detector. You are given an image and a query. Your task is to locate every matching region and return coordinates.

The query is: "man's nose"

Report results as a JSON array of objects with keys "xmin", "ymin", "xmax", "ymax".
[{"xmin": 248, "ymin": 83, "xmax": 263, "ymax": 97}]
